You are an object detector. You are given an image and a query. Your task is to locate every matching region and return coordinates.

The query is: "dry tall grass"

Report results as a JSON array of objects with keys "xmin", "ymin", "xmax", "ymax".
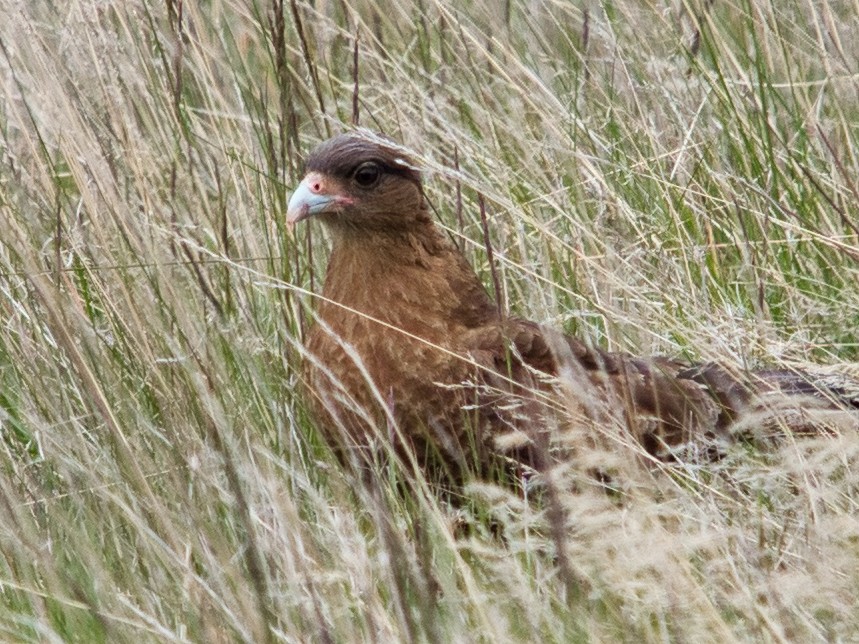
[{"xmin": 1, "ymin": 0, "xmax": 858, "ymax": 641}]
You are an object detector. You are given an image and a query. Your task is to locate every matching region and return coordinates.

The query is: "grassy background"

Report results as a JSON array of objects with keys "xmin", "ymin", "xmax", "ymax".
[{"xmin": 1, "ymin": 0, "xmax": 858, "ymax": 641}]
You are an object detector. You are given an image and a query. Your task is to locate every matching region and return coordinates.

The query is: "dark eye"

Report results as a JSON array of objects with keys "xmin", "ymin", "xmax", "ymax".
[{"xmin": 352, "ymin": 162, "xmax": 382, "ymax": 188}]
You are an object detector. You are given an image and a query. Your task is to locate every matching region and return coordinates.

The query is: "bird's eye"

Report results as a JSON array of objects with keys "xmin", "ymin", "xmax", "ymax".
[{"xmin": 352, "ymin": 162, "xmax": 382, "ymax": 188}]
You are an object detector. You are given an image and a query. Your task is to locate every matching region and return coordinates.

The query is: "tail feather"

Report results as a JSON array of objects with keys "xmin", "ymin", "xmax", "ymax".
[
  {"xmin": 678, "ymin": 361, "xmax": 859, "ymax": 440},
  {"xmin": 751, "ymin": 368, "xmax": 859, "ymax": 407}
]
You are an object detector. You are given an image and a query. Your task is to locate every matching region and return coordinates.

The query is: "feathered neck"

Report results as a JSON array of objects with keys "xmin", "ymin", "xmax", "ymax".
[
  {"xmin": 318, "ymin": 221, "xmax": 499, "ymax": 331},
  {"xmin": 325, "ymin": 217, "xmax": 447, "ymax": 270}
]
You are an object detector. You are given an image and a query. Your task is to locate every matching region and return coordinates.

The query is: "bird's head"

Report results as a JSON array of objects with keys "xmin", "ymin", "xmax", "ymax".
[{"xmin": 287, "ymin": 133, "xmax": 428, "ymax": 236}]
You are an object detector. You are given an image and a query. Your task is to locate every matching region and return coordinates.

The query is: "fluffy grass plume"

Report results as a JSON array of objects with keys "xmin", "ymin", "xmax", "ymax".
[{"xmin": 1, "ymin": 0, "xmax": 858, "ymax": 641}]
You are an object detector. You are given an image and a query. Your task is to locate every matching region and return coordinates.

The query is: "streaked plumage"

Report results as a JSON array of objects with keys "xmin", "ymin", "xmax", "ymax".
[{"xmin": 286, "ymin": 132, "xmax": 859, "ymax": 481}]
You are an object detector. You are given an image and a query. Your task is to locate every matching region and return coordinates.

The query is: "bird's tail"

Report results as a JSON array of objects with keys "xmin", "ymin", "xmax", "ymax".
[{"xmin": 679, "ymin": 361, "xmax": 859, "ymax": 438}]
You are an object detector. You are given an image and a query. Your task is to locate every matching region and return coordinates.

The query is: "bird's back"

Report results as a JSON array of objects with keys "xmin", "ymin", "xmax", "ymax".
[{"xmin": 287, "ymin": 132, "xmax": 859, "ymax": 482}]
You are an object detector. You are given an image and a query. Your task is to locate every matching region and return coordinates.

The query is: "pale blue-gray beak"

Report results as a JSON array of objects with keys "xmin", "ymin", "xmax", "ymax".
[{"xmin": 286, "ymin": 173, "xmax": 354, "ymax": 229}]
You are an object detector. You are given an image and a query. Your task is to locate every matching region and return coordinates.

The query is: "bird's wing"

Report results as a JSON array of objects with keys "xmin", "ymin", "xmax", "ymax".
[{"xmin": 461, "ymin": 318, "xmax": 730, "ymax": 459}]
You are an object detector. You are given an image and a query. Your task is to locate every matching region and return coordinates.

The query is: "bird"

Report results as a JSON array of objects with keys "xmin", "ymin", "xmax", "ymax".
[{"xmin": 286, "ymin": 131, "xmax": 859, "ymax": 484}]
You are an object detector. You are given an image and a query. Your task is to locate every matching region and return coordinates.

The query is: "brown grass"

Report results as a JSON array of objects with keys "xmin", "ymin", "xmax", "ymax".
[{"xmin": 0, "ymin": 0, "xmax": 857, "ymax": 640}]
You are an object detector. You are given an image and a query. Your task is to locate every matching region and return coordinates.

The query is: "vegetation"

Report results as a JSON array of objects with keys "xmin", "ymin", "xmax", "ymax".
[{"xmin": 1, "ymin": 0, "xmax": 857, "ymax": 640}]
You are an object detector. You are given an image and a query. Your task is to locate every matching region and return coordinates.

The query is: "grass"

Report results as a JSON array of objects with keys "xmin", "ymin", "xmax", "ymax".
[{"xmin": 1, "ymin": 0, "xmax": 858, "ymax": 641}]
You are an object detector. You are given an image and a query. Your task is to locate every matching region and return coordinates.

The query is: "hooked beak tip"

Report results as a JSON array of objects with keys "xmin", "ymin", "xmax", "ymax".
[
  {"xmin": 286, "ymin": 203, "xmax": 310, "ymax": 229},
  {"xmin": 286, "ymin": 175, "xmax": 344, "ymax": 228}
]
